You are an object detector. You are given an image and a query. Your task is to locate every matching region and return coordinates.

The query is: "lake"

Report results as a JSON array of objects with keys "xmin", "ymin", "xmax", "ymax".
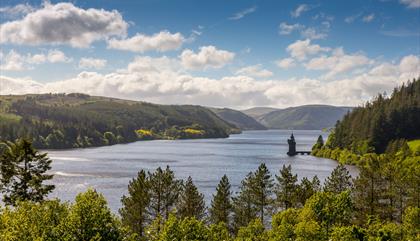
[{"xmin": 47, "ymin": 129, "xmax": 358, "ymax": 212}]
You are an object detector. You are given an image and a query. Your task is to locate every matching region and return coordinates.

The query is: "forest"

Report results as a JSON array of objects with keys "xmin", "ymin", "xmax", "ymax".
[
  {"xmin": 0, "ymin": 93, "xmax": 238, "ymax": 149},
  {"xmin": 0, "ymin": 138, "xmax": 419, "ymax": 240}
]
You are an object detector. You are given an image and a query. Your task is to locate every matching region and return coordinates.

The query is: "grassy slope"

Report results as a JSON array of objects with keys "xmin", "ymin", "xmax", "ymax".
[{"xmin": 408, "ymin": 139, "xmax": 420, "ymax": 152}]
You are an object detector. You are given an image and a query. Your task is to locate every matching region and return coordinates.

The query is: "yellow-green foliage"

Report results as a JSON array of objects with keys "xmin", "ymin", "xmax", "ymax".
[
  {"xmin": 0, "ymin": 113, "xmax": 21, "ymax": 123},
  {"xmin": 136, "ymin": 129, "xmax": 155, "ymax": 140},
  {"xmin": 183, "ymin": 128, "xmax": 205, "ymax": 136},
  {"xmin": 408, "ymin": 139, "xmax": 420, "ymax": 154}
]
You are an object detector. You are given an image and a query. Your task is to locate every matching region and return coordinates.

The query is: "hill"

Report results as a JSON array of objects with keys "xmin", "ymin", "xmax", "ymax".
[
  {"xmin": 0, "ymin": 93, "xmax": 237, "ymax": 149},
  {"xmin": 252, "ymin": 105, "xmax": 352, "ymax": 130},
  {"xmin": 209, "ymin": 108, "xmax": 267, "ymax": 130},
  {"xmin": 324, "ymin": 78, "xmax": 420, "ymax": 153},
  {"xmin": 241, "ymin": 107, "xmax": 279, "ymax": 119}
]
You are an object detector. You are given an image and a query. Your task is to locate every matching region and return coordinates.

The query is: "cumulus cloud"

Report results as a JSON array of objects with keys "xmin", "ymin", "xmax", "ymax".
[
  {"xmin": 79, "ymin": 58, "xmax": 107, "ymax": 69},
  {"xmin": 180, "ymin": 46, "xmax": 235, "ymax": 70},
  {"xmin": 291, "ymin": 4, "xmax": 310, "ymax": 18},
  {"xmin": 279, "ymin": 22, "xmax": 329, "ymax": 39},
  {"xmin": 0, "ymin": 2, "xmax": 128, "ymax": 47},
  {"xmin": 286, "ymin": 39, "xmax": 330, "ymax": 60},
  {"xmin": 108, "ymin": 31, "xmax": 185, "ymax": 52},
  {"xmin": 235, "ymin": 64, "xmax": 273, "ymax": 78},
  {"xmin": 1, "ymin": 55, "xmax": 418, "ymax": 108},
  {"xmin": 229, "ymin": 6, "xmax": 257, "ymax": 20},
  {"xmin": 301, "ymin": 27, "xmax": 327, "ymax": 39},
  {"xmin": 0, "ymin": 49, "xmax": 71, "ymax": 71},
  {"xmin": 0, "ymin": 3, "xmax": 35, "ymax": 18},
  {"xmin": 400, "ymin": 0, "xmax": 420, "ymax": 8},
  {"xmin": 275, "ymin": 58, "xmax": 296, "ymax": 69},
  {"xmin": 305, "ymin": 48, "xmax": 373, "ymax": 79}
]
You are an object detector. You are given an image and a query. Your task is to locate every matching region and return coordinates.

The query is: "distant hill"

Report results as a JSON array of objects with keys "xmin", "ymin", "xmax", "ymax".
[
  {"xmin": 0, "ymin": 93, "xmax": 237, "ymax": 149},
  {"xmin": 245, "ymin": 105, "xmax": 352, "ymax": 130},
  {"xmin": 209, "ymin": 108, "xmax": 267, "ymax": 130},
  {"xmin": 241, "ymin": 107, "xmax": 279, "ymax": 119}
]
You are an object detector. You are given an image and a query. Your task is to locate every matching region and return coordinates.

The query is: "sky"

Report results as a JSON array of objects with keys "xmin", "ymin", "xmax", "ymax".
[{"xmin": 0, "ymin": 0, "xmax": 419, "ymax": 109}]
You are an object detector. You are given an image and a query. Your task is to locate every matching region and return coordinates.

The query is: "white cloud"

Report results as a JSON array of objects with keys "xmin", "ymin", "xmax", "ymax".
[
  {"xmin": 291, "ymin": 4, "xmax": 310, "ymax": 18},
  {"xmin": 79, "ymin": 58, "xmax": 107, "ymax": 69},
  {"xmin": 108, "ymin": 31, "xmax": 185, "ymax": 52},
  {"xmin": 0, "ymin": 3, "xmax": 35, "ymax": 18},
  {"xmin": 0, "ymin": 49, "xmax": 71, "ymax": 71},
  {"xmin": 305, "ymin": 48, "xmax": 372, "ymax": 78},
  {"xmin": 286, "ymin": 39, "xmax": 330, "ymax": 60},
  {"xmin": 344, "ymin": 13, "xmax": 362, "ymax": 23},
  {"xmin": 47, "ymin": 49, "xmax": 72, "ymax": 63},
  {"xmin": 301, "ymin": 27, "xmax": 327, "ymax": 39},
  {"xmin": 275, "ymin": 58, "xmax": 296, "ymax": 69},
  {"xmin": 180, "ymin": 46, "xmax": 235, "ymax": 70},
  {"xmin": 1, "ymin": 55, "xmax": 419, "ymax": 108},
  {"xmin": 236, "ymin": 65, "xmax": 273, "ymax": 78},
  {"xmin": 278, "ymin": 22, "xmax": 303, "ymax": 35},
  {"xmin": 400, "ymin": 0, "xmax": 420, "ymax": 8},
  {"xmin": 0, "ymin": 2, "xmax": 127, "ymax": 47},
  {"xmin": 362, "ymin": 13, "xmax": 375, "ymax": 23},
  {"xmin": 229, "ymin": 6, "xmax": 257, "ymax": 20}
]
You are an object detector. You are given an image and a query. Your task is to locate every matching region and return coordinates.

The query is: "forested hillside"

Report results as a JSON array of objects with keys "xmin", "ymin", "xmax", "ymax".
[
  {"xmin": 321, "ymin": 78, "xmax": 420, "ymax": 154},
  {"xmin": 210, "ymin": 108, "xmax": 267, "ymax": 130},
  {"xmin": 0, "ymin": 93, "xmax": 238, "ymax": 149}
]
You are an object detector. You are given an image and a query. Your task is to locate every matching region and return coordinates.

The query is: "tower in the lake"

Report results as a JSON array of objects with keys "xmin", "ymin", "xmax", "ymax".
[{"xmin": 287, "ymin": 133, "xmax": 297, "ymax": 156}]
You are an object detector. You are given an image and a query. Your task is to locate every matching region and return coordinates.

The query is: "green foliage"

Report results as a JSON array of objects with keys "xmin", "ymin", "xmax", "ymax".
[
  {"xmin": 249, "ymin": 163, "xmax": 274, "ymax": 224},
  {"xmin": 235, "ymin": 219, "xmax": 268, "ymax": 241},
  {"xmin": 269, "ymin": 208, "xmax": 300, "ymax": 241},
  {"xmin": 177, "ymin": 176, "xmax": 206, "ymax": 220},
  {"xmin": 402, "ymin": 207, "xmax": 420, "ymax": 241},
  {"xmin": 0, "ymin": 94, "xmax": 235, "ymax": 149},
  {"xmin": 209, "ymin": 175, "xmax": 232, "ymax": 226},
  {"xmin": 296, "ymin": 176, "xmax": 321, "ymax": 207},
  {"xmin": 120, "ymin": 170, "xmax": 150, "ymax": 238},
  {"xmin": 323, "ymin": 164, "xmax": 353, "ymax": 194},
  {"xmin": 232, "ymin": 172, "xmax": 258, "ymax": 231},
  {"xmin": 0, "ymin": 139, "xmax": 54, "ymax": 205},
  {"xmin": 275, "ymin": 165, "xmax": 298, "ymax": 209}
]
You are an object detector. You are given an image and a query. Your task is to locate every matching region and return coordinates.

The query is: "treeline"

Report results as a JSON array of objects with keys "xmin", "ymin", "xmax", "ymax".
[
  {"xmin": 324, "ymin": 78, "xmax": 420, "ymax": 154},
  {"xmin": 1, "ymin": 139, "xmax": 419, "ymax": 240},
  {"xmin": 0, "ymin": 94, "xmax": 237, "ymax": 149}
]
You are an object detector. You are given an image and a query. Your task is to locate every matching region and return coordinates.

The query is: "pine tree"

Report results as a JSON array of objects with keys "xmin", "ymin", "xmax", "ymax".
[
  {"xmin": 232, "ymin": 172, "xmax": 258, "ymax": 231},
  {"xmin": 148, "ymin": 166, "xmax": 181, "ymax": 220},
  {"xmin": 312, "ymin": 135, "xmax": 324, "ymax": 151},
  {"xmin": 209, "ymin": 175, "xmax": 232, "ymax": 225},
  {"xmin": 250, "ymin": 163, "xmax": 274, "ymax": 224},
  {"xmin": 275, "ymin": 165, "xmax": 298, "ymax": 210},
  {"xmin": 324, "ymin": 164, "xmax": 353, "ymax": 194},
  {"xmin": 297, "ymin": 176, "xmax": 321, "ymax": 207},
  {"xmin": 161, "ymin": 166, "xmax": 182, "ymax": 219},
  {"xmin": 0, "ymin": 139, "xmax": 54, "ymax": 205},
  {"xmin": 119, "ymin": 170, "xmax": 150, "ymax": 237},
  {"xmin": 177, "ymin": 176, "xmax": 206, "ymax": 220}
]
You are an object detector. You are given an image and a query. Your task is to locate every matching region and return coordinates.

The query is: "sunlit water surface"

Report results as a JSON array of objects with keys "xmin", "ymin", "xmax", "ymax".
[{"xmin": 46, "ymin": 130, "xmax": 358, "ymax": 212}]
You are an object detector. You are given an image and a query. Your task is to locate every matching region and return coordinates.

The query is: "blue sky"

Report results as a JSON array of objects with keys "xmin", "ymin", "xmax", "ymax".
[{"xmin": 0, "ymin": 0, "xmax": 419, "ymax": 108}]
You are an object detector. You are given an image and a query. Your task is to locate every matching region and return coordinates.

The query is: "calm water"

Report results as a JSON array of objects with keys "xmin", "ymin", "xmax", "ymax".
[{"xmin": 47, "ymin": 130, "xmax": 358, "ymax": 212}]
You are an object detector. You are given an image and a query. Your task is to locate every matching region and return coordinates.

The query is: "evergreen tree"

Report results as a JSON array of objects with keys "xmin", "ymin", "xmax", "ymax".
[
  {"xmin": 323, "ymin": 164, "xmax": 353, "ymax": 194},
  {"xmin": 232, "ymin": 172, "xmax": 258, "ymax": 231},
  {"xmin": 177, "ymin": 176, "xmax": 206, "ymax": 220},
  {"xmin": 161, "ymin": 166, "xmax": 182, "ymax": 219},
  {"xmin": 312, "ymin": 135, "xmax": 324, "ymax": 151},
  {"xmin": 275, "ymin": 165, "xmax": 298, "ymax": 210},
  {"xmin": 209, "ymin": 174, "xmax": 232, "ymax": 226},
  {"xmin": 0, "ymin": 139, "xmax": 54, "ymax": 206},
  {"xmin": 148, "ymin": 166, "xmax": 181, "ymax": 220},
  {"xmin": 119, "ymin": 170, "xmax": 150, "ymax": 237},
  {"xmin": 297, "ymin": 176, "xmax": 321, "ymax": 207},
  {"xmin": 250, "ymin": 163, "xmax": 274, "ymax": 224}
]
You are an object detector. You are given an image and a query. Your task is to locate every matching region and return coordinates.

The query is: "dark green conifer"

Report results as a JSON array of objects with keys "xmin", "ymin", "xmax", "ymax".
[
  {"xmin": 250, "ymin": 163, "xmax": 274, "ymax": 224},
  {"xmin": 177, "ymin": 176, "xmax": 206, "ymax": 220},
  {"xmin": 119, "ymin": 170, "xmax": 150, "ymax": 237},
  {"xmin": 232, "ymin": 172, "xmax": 258, "ymax": 231},
  {"xmin": 275, "ymin": 165, "xmax": 298, "ymax": 210},
  {"xmin": 323, "ymin": 164, "xmax": 353, "ymax": 194},
  {"xmin": 0, "ymin": 139, "xmax": 54, "ymax": 205},
  {"xmin": 209, "ymin": 175, "xmax": 232, "ymax": 225}
]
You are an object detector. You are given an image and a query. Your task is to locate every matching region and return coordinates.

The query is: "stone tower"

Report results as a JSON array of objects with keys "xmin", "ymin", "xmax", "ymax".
[{"xmin": 287, "ymin": 133, "xmax": 296, "ymax": 156}]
